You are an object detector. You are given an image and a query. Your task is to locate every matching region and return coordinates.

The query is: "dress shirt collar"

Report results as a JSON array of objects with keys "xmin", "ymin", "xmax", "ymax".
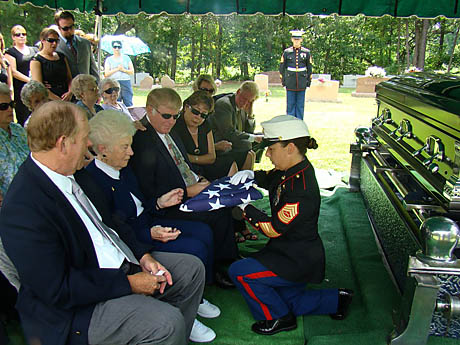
[
  {"xmin": 94, "ymin": 159, "xmax": 120, "ymax": 180},
  {"xmin": 30, "ymin": 153, "xmax": 73, "ymax": 195}
]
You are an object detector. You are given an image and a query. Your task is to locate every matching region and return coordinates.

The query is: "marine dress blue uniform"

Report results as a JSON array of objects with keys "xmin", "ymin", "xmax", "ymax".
[
  {"xmin": 279, "ymin": 33, "xmax": 312, "ymax": 120},
  {"xmin": 228, "ymin": 157, "xmax": 338, "ymax": 321}
]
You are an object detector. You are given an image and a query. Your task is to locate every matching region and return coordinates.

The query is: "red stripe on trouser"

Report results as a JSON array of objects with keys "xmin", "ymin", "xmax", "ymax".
[{"xmin": 237, "ymin": 271, "xmax": 277, "ymax": 320}]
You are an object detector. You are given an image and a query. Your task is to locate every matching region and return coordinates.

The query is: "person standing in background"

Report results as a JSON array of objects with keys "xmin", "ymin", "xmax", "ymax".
[
  {"xmin": 104, "ymin": 41, "xmax": 134, "ymax": 107},
  {"xmin": 279, "ymin": 30, "xmax": 312, "ymax": 120},
  {"xmin": 4, "ymin": 25, "xmax": 38, "ymax": 126},
  {"xmin": 54, "ymin": 11, "xmax": 100, "ymax": 83}
]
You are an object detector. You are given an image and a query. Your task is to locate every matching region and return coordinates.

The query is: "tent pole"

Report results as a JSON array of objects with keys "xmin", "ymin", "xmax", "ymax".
[
  {"xmin": 447, "ymin": 20, "xmax": 459, "ymax": 74},
  {"xmin": 95, "ymin": 0, "xmax": 103, "ymax": 78}
]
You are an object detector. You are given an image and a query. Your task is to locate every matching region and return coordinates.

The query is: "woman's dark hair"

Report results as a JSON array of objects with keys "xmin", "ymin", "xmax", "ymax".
[
  {"xmin": 183, "ymin": 90, "xmax": 215, "ymax": 113},
  {"xmin": 280, "ymin": 136, "xmax": 318, "ymax": 155}
]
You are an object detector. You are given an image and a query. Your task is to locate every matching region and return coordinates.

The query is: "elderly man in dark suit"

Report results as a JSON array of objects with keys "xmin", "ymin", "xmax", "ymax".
[
  {"xmin": 0, "ymin": 101, "xmax": 204, "ymax": 345},
  {"xmin": 129, "ymin": 88, "xmax": 238, "ymax": 288},
  {"xmin": 209, "ymin": 81, "xmax": 263, "ymax": 171},
  {"xmin": 54, "ymin": 10, "xmax": 99, "ymax": 83}
]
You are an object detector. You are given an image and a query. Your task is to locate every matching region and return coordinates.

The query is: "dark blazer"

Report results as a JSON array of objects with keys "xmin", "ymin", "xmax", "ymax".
[
  {"xmin": 0, "ymin": 156, "xmax": 152, "ymax": 345},
  {"xmin": 209, "ymin": 93, "xmax": 256, "ymax": 151},
  {"xmin": 56, "ymin": 35, "xmax": 99, "ymax": 83},
  {"xmin": 130, "ymin": 117, "xmax": 196, "ymax": 203}
]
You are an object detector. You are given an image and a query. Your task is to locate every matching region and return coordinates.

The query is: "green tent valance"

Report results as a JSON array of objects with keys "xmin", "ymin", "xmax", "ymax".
[{"xmin": 13, "ymin": 0, "xmax": 460, "ymax": 18}]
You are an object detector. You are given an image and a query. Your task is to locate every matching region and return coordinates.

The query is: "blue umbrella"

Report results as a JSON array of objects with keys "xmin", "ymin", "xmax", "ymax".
[{"xmin": 100, "ymin": 34, "xmax": 150, "ymax": 56}]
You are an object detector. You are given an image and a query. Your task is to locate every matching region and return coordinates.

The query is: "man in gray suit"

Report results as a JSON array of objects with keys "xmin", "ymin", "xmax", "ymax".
[
  {"xmin": 54, "ymin": 10, "xmax": 99, "ymax": 83},
  {"xmin": 209, "ymin": 81, "xmax": 263, "ymax": 170}
]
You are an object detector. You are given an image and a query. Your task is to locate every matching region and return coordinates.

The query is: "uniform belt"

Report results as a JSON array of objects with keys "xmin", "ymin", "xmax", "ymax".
[{"xmin": 287, "ymin": 67, "xmax": 306, "ymax": 72}]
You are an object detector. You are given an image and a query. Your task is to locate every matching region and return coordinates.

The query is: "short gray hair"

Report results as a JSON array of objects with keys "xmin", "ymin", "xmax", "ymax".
[
  {"xmin": 239, "ymin": 81, "xmax": 259, "ymax": 99},
  {"xmin": 99, "ymin": 77, "xmax": 120, "ymax": 95},
  {"xmin": 0, "ymin": 82, "xmax": 11, "ymax": 97},
  {"xmin": 20, "ymin": 81, "xmax": 49, "ymax": 110},
  {"xmin": 192, "ymin": 74, "xmax": 217, "ymax": 95},
  {"xmin": 88, "ymin": 110, "xmax": 136, "ymax": 154},
  {"xmin": 71, "ymin": 74, "xmax": 97, "ymax": 100}
]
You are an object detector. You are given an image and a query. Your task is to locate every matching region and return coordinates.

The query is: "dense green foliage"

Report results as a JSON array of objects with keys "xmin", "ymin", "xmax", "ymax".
[{"xmin": 1, "ymin": 0, "xmax": 458, "ymax": 82}]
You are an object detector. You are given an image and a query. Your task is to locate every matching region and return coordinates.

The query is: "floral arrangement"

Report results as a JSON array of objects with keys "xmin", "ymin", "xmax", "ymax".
[
  {"xmin": 405, "ymin": 66, "xmax": 423, "ymax": 73},
  {"xmin": 264, "ymin": 90, "xmax": 271, "ymax": 102},
  {"xmin": 365, "ymin": 66, "xmax": 386, "ymax": 78}
]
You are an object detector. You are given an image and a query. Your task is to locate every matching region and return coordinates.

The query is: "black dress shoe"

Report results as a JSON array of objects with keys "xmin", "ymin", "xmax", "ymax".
[
  {"xmin": 252, "ymin": 313, "xmax": 297, "ymax": 335},
  {"xmin": 214, "ymin": 271, "xmax": 236, "ymax": 289},
  {"xmin": 330, "ymin": 288, "xmax": 354, "ymax": 320}
]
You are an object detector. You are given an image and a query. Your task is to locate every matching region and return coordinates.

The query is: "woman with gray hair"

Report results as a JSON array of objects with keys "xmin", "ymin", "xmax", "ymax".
[
  {"xmin": 71, "ymin": 74, "xmax": 103, "ymax": 119},
  {"xmin": 192, "ymin": 74, "xmax": 217, "ymax": 96},
  {"xmin": 0, "ymin": 82, "xmax": 29, "ymax": 205},
  {"xmin": 86, "ymin": 109, "xmax": 220, "ymax": 342},
  {"xmin": 100, "ymin": 77, "xmax": 145, "ymax": 131},
  {"xmin": 20, "ymin": 80, "xmax": 49, "ymax": 127}
]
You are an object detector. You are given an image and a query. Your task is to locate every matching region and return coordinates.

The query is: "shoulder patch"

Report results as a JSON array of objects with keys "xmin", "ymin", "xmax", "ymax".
[
  {"xmin": 277, "ymin": 202, "xmax": 299, "ymax": 224},
  {"xmin": 259, "ymin": 222, "xmax": 281, "ymax": 238}
]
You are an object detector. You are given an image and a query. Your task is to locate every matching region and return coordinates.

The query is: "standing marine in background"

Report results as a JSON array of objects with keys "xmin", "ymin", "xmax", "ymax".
[{"xmin": 279, "ymin": 30, "xmax": 313, "ymax": 120}]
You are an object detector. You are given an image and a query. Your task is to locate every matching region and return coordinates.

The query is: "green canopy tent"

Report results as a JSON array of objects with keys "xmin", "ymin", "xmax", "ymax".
[
  {"xmin": 12, "ymin": 0, "xmax": 460, "ymax": 18},
  {"xmin": 13, "ymin": 0, "xmax": 460, "ymax": 74}
]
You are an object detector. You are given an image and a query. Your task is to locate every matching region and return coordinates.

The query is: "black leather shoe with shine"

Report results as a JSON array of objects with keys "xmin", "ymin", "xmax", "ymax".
[
  {"xmin": 214, "ymin": 271, "xmax": 236, "ymax": 289},
  {"xmin": 251, "ymin": 313, "xmax": 297, "ymax": 335},
  {"xmin": 330, "ymin": 288, "xmax": 354, "ymax": 320}
]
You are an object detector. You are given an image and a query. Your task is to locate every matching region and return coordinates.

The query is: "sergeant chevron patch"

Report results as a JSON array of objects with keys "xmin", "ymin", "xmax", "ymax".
[
  {"xmin": 277, "ymin": 203, "xmax": 299, "ymax": 224},
  {"xmin": 259, "ymin": 222, "xmax": 281, "ymax": 238}
]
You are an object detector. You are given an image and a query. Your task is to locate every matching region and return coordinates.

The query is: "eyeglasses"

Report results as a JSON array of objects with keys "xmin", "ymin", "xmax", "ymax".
[
  {"xmin": 46, "ymin": 38, "xmax": 60, "ymax": 44},
  {"xmin": 14, "ymin": 32, "xmax": 27, "ymax": 37},
  {"xmin": 154, "ymin": 107, "xmax": 181, "ymax": 120},
  {"xmin": 60, "ymin": 24, "xmax": 75, "ymax": 31},
  {"xmin": 113, "ymin": 46, "xmax": 122, "ymax": 49},
  {"xmin": 103, "ymin": 87, "xmax": 120, "ymax": 94},
  {"xmin": 87, "ymin": 86, "xmax": 98, "ymax": 93},
  {"xmin": 189, "ymin": 105, "xmax": 209, "ymax": 120},
  {"xmin": 199, "ymin": 87, "xmax": 214, "ymax": 94},
  {"xmin": 0, "ymin": 101, "xmax": 15, "ymax": 111}
]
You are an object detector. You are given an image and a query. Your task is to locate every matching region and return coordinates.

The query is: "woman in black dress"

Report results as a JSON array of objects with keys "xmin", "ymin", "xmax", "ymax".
[
  {"xmin": 4, "ymin": 25, "xmax": 38, "ymax": 126},
  {"xmin": 30, "ymin": 28, "xmax": 72, "ymax": 101},
  {"xmin": 172, "ymin": 90, "xmax": 238, "ymax": 181}
]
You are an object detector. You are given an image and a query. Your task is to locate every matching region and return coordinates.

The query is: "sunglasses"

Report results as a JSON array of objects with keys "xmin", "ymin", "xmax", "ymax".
[
  {"xmin": 154, "ymin": 107, "xmax": 181, "ymax": 120},
  {"xmin": 199, "ymin": 87, "xmax": 214, "ymax": 93},
  {"xmin": 60, "ymin": 24, "xmax": 75, "ymax": 31},
  {"xmin": 14, "ymin": 32, "xmax": 27, "ymax": 37},
  {"xmin": 113, "ymin": 46, "xmax": 122, "ymax": 49},
  {"xmin": 46, "ymin": 38, "xmax": 60, "ymax": 44},
  {"xmin": 103, "ymin": 87, "xmax": 120, "ymax": 94},
  {"xmin": 0, "ymin": 101, "xmax": 15, "ymax": 111},
  {"xmin": 189, "ymin": 105, "xmax": 209, "ymax": 120}
]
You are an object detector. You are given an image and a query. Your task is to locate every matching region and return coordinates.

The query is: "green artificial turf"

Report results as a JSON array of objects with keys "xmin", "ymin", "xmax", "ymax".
[{"xmin": 4, "ymin": 189, "xmax": 459, "ymax": 345}]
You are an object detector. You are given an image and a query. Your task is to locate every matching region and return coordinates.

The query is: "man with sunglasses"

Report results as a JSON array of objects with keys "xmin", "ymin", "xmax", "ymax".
[
  {"xmin": 104, "ymin": 41, "xmax": 134, "ymax": 107},
  {"xmin": 130, "ymin": 88, "xmax": 238, "ymax": 290},
  {"xmin": 54, "ymin": 10, "xmax": 99, "ymax": 83}
]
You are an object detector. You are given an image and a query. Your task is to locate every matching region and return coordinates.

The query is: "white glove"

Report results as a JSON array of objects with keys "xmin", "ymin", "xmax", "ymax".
[
  {"xmin": 237, "ymin": 203, "xmax": 249, "ymax": 211},
  {"xmin": 229, "ymin": 170, "xmax": 254, "ymax": 185}
]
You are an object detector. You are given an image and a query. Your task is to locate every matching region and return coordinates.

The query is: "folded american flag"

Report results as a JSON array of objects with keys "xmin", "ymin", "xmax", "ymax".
[{"xmin": 179, "ymin": 176, "xmax": 263, "ymax": 212}]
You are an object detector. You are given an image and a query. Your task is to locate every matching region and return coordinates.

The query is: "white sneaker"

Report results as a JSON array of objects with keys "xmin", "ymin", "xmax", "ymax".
[
  {"xmin": 190, "ymin": 319, "xmax": 216, "ymax": 343},
  {"xmin": 197, "ymin": 299, "xmax": 221, "ymax": 318}
]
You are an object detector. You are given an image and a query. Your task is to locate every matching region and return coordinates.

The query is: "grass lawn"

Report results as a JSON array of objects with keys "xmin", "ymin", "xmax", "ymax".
[{"xmin": 132, "ymin": 82, "xmax": 377, "ymax": 173}]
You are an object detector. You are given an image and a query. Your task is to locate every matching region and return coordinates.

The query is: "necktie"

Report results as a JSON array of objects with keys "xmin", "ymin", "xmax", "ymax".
[
  {"xmin": 236, "ymin": 109, "xmax": 243, "ymax": 131},
  {"xmin": 164, "ymin": 134, "xmax": 197, "ymax": 186},
  {"xmin": 67, "ymin": 39, "xmax": 77, "ymax": 58},
  {"xmin": 70, "ymin": 178, "xmax": 139, "ymax": 265}
]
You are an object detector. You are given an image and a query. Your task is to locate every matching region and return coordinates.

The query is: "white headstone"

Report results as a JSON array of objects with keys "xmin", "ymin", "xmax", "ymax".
[
  {"xmin": 254, "ymin": 74, "xmax": 269, "ymax": 93},
  {"xmin": 161, "ymin": 75, "xmax": 175, "ymax": 88}
]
